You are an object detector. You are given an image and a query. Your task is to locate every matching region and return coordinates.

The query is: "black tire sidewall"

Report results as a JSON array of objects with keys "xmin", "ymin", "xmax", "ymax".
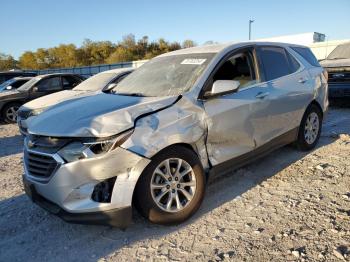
[
  {"xmin": 297, "ymin": 104, "xmax": 322, "ymax": 151},
  {"xmin": 135, "ymin": 146, "xmax": 206, "ymax": 225}
]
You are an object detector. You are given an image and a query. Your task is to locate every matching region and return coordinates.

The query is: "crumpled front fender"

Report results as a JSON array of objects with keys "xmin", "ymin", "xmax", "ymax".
[{"xmin": 121, "ymin": 95, "xmax": 210, "ymax": 169}]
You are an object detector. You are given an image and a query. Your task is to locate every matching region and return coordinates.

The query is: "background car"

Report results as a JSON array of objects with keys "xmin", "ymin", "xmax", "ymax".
[
  {"xmin": 320, "ymin": 42, "xmax": 350, "ymax": 101},
  {"xmin": 0, "ymin": 71, "xmax": 37, "ymax": 85},
  {"xmin": 0, "ymin": 77, "xmax": 33, "ymax": 92},
  {"xmin": 0, "ymin": 73, "xmax": 84, "ymax": 123},
  {"xmin": 17, "ymin": 68, "xmax": 133, "ymax": 134}
]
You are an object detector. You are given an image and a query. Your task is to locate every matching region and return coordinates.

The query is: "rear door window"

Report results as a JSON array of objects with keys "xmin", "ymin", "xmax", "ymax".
[
  {"xmin": 258, "ymin": 46, "xmax": 291, "ymax": 81},
  {"xmin": 291, "ymin": 47, "xmax": 320, "ymax": 67},
  {"xmin": 62, "ymin": 76, "xmax": 79, "ymax": 89},
  {"xmin": 37, "ymin": 77, "xmax": 62, "ymax": 91}
]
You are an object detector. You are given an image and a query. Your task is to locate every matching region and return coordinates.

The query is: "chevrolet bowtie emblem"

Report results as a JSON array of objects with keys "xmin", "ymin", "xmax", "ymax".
[
  {"xmin": 27, "ymin": 140, "xmax": 36, "ymax": 148},
  {"xmin": 333, "ymin": 73, "xmax": 345, "ymax": 78}
]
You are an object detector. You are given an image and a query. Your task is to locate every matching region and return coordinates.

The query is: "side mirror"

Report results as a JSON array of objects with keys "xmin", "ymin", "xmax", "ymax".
[
  {"xmin": 105, "ymin": 83, "xmax": 118, "ymax": 91},
  {"xmin": 32, "ymin": 86, "xmax": 39, "ymax": 92},
  {"xmin": 210, "ymin": 80, "xmax": 240, "ymax": 96},
  {"xmin": 6, "ymin": 86, "xmax": 12, "ymax": 90}
]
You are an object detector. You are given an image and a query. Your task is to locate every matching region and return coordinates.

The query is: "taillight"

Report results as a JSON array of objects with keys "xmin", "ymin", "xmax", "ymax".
[{"xmin": 322, "ymin": 69, "xmax": 328, "ymax": 82}]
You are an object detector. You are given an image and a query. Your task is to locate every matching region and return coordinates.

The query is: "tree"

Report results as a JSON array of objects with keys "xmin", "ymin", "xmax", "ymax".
[
  {"xmin": 106, "ymin": 47, "xmax": 134, "ymax": 64},
  {"xmin": 0, "ymin": 53, "xmax": 17, "ymax": 71},
  {"xmin": 13, "ymin": 34, "xmax": 194, "ymax": 70},
  {"xmin": 19, "ymin": 51, "xmax": 38, "ymax": 69},
  {"xmin": 182, "ymin": 39, "xmax": 197, "ymax": 48}
]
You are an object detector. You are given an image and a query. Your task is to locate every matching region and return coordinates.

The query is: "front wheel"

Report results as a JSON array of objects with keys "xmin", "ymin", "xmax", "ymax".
[
  {"xmin": 295, "ymin": 104, "xmax": 322, "ymax": 151},
  {"xmin": 134, "ymin": 146, "xmax": 206, "ymax": 225},
  {"xmin": 2, "ymin": 103, "xmax": 21, "ymax": 123}
]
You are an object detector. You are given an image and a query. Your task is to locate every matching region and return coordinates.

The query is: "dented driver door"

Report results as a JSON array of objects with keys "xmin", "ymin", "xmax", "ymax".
[{"xmin": 203, "ymin": 84, "xmax": 272, "ymax": 166}]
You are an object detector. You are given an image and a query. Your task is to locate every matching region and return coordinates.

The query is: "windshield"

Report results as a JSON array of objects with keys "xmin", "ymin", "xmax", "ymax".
[
  {"xmin": 327, "ymin": 43, "xmax": 350, "ymax": 60},
  {"xmin": 114, "ymin": 53, "xmax": 215, "ymax": 97},
  {"xmin": 73, "ymin": 72, "xmax": 119, "ymax": 91},
  {"xmin": 0, "ymin": 78, "xmax": 16, "ymax": 91},
  {"xmin": 17, "ymin": 76, "xmax": 41, "ymax": 91}
]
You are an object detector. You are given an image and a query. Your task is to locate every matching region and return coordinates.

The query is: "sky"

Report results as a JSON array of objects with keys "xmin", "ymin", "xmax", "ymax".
[{"xmin": 1, "ymin": 0, "xmax": 350, "ymax": 59}]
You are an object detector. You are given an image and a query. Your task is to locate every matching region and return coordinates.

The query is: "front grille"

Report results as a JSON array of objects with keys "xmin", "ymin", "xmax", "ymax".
[
  {"xmin": 26, "ymin": 135, "xmax": 72, "ymax": 154},
  {"xmin": 328, "ymin": 71, "xmax": 350, "ymax": 83},
  {"xmin": 24, "ymin": 150, "xmax": 59, "ymax": 181}
]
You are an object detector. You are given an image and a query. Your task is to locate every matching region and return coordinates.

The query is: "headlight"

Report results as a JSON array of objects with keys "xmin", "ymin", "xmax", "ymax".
[
  {"xmin": 57, "ymin": 129, "xmax": 133, "ymax": 163},
  {"xmin": 29, "ymin": 108, "xmax": 46, "ymax": 117}
]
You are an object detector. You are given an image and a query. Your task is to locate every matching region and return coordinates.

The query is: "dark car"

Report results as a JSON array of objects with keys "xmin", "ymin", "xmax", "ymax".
[
  {"xmin": 320, "ymin": 42, "xmax": 350, "ymax": 101},
  {"xmin": 0, "ymin": 77, "xmax": 33, "ymax": 92},
  {"xmin": 0, "ymin": 71, "xmax": 37, "ymax": 85},
  {"xmin": 0, "ymin": 73, "xmax": 84, "ymax": 123}
]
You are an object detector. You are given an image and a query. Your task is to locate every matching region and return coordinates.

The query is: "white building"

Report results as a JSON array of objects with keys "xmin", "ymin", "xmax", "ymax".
[{"xmin": 257, "ymin": 32, "xmax": 349, "ymax": 60}]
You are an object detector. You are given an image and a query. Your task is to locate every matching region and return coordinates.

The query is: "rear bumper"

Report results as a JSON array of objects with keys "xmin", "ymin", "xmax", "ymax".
[
  {"xmin": 23, "ymin": 175, "xmax": 132, "ymax": 228},
  {"xmin": 328, "ymin": 83, "xmax": 350, "ymax": 98}
]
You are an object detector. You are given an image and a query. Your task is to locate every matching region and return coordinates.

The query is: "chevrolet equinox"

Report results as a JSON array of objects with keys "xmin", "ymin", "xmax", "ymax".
[{"xmin": 22, "ymin": 42, "xmax": 328, "ymax": 227}]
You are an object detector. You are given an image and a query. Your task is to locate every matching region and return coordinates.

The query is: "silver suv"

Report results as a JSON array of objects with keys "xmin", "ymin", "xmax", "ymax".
[{"xmin": 22, "ymin": 42, "xmax": 328, "ymax": 227}]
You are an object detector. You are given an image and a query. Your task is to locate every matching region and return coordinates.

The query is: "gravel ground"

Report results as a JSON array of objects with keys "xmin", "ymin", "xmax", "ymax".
[{"xmin": 0, "ymin": 107, "xmax": 349, "ymax": 262}]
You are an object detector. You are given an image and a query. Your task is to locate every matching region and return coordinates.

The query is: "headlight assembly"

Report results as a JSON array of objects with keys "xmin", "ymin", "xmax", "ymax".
[
  {"xmin": 28, "ymin": 108, "xmax": 46, "ymax": 118},
  {"xmin": 58, "ymin": 129, "xmax": 133, "ymax": 163}
]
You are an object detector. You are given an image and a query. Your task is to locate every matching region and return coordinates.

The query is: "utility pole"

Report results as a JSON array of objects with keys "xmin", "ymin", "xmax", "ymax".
[{"xmin": 249, "ymin": 19, "xmax": 254, "ymax": 40}]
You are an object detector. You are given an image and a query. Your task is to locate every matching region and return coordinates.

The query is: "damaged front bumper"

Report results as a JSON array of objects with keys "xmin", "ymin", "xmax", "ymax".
[{"xmin": 23, "ymin": 145, "xmax": 150, "ymax": 227}]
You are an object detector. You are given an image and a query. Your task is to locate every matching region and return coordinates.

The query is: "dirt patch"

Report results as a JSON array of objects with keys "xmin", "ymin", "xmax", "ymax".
[{"xmin": 0, "ymin": 108, "xmax": 349, "ymax": 261}]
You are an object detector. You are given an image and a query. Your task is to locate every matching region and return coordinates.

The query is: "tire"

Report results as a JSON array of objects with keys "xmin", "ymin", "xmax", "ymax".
[
  {"xmin": 134, "ymin": 145, "xmax": 206, "ymax": 225},
  {"xmin": 1, "ymin": 103, "xmax": 21, "ymax": 123},
  {"xmin": 295, "ymin": 104, "xmax": 322, "ymax": 151}
]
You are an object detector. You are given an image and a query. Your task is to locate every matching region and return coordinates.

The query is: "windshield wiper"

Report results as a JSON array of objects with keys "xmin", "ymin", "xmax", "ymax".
[
  {"xmin": 115, "ymin": 92, "xmax": 147, "ymax": 97},
  {"xmin": 328, "ymin": 57, "xmax": 348, "ymax": 60}
]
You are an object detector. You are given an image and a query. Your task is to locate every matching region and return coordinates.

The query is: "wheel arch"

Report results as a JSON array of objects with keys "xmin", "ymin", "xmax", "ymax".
[
  {"xmin": 308, "ymin": 100, "xmax": 323, "ymax": 119},
  {"xmin": 0, "ymin": 100, "xmax": 23, "ymax": 121},
  {"xmin": 131, "ymin": 142, "xmax": 207, "ymax": 208}
]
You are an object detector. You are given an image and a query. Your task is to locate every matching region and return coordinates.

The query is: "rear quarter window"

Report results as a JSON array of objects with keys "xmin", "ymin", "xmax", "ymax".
[{"xmin": 291, "ymin": 47, "xmax": 320, "ymax": 67}]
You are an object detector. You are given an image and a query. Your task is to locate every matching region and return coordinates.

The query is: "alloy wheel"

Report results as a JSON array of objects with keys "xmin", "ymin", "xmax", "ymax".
[
  {"xmin": 304, "ymin": 112, "xmax": 319, "ymax": 144},
  {"xmin": 150, "ymin": 158, "xmax": 196, "ymax": 213},
  {"xmin": 6, "ymin": 106, "xmax": 19, "ymax": 122}
]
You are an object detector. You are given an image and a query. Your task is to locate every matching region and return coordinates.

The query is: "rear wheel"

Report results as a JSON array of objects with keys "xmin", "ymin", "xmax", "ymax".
[
  {"xmin": 135, "ymin": 146, "xmax": 206, "ymax": 225},
  {"xmin": 295, "ymin": 104, "xmax": 322, "ymax": 151},
  {"xmin": 2, "ymin": 103, "xmax": 21, "ymax": 123}
]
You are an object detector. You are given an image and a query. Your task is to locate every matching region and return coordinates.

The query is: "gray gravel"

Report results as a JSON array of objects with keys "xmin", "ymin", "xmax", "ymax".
[{"xmin": 0, "ymin": 107, "xmax": 349, "ymax": 261}]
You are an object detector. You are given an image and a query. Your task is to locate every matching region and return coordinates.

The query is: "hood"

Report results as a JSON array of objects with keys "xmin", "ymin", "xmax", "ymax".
[
  {"xmin": 28, "ymin": 93, "xmax": 179, "ymax": 138},
  {"xmin": 320, "ymin": 58, "xmax": 350, "ymax": 69},
  {"xmin": 0, "ymin": 89, "xmax": 20, "ymax": 98},
  {"xmin": 22, "ymin": 90, "xmax": 93, "ymax": 111}
]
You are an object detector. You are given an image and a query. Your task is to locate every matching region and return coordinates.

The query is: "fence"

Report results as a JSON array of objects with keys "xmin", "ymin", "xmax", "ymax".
[{"xmin": 30, "ymin": 60, "xmax": 148, "ymax": 77}]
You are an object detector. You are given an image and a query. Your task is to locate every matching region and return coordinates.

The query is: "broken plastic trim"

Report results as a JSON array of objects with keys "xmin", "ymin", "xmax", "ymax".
[{"xmin": 91, "ymin": 177, "xmax": 117, "ymax": 203}]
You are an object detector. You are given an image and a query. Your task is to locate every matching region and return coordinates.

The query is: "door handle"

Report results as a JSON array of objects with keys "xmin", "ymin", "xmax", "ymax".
[
  {"xmin": 255, "ymin": 91, "xmax": 269, "ymax": 99},
  {"xmin": 298, "ymin": 77, "xmax": 308, "ymax": 84}
]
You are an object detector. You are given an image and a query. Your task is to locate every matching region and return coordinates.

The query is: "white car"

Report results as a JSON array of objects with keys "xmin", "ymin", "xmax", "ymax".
[
  {"xmin": 17, "ymin": 68, "xmax": 133, "ymax": 135},
  {"xmin": 23, "ymin": 42, "xmax": 328, "ymax": 227}
]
